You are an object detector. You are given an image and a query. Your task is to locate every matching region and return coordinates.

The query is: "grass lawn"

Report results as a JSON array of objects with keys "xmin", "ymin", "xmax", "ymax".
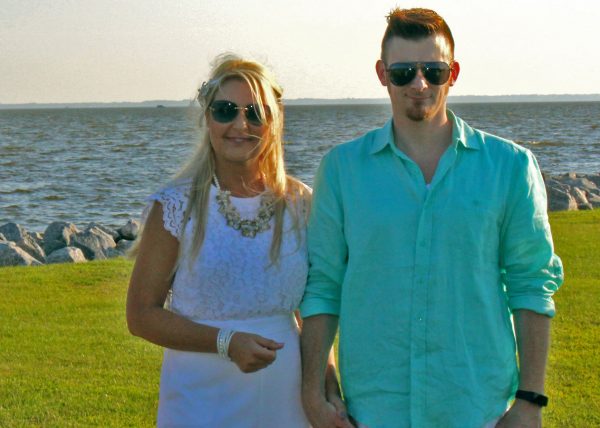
[
  {"xmin": 0, "ymin": 259, "xmax": 160, "ymax": 427},
  {"xmin": 1, "ymin": 210, "xmax": 599, "ymax": 426},
  {"xmin": 544, "ymin": 209, "xmax": 600, "ymax": 426}
]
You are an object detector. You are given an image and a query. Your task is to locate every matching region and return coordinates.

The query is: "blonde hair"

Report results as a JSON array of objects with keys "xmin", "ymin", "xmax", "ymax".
[{"xmin": 133, "ymin": 53, "xmax": 310, "ymax": 268}]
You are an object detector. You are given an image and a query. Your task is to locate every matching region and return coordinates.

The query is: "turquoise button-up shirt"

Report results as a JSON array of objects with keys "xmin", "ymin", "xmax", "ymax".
[{"xmin": 300, "ymin": 110, "xmax": 564, "ymax": 428}]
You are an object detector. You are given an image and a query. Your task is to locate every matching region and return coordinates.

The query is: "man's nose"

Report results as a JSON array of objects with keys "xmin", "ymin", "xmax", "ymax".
[{"xmin": 409, "ymin": 69, "xmax": 428, "ymax": 90}]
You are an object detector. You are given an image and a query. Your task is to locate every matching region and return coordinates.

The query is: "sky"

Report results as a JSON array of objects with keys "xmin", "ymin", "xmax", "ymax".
[{"xmin": 1, "ymin": 0, "xmax": 599, "ymax": 104}]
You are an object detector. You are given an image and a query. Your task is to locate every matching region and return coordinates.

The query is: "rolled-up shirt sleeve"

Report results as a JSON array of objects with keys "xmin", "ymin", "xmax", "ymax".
[
  {"xmin": 500, "ymin": 149, "xmax": 564, "ymax": 317},
  {"xmin": 299, "ymin": 151, "xmax": 348, "ymax": 318}
]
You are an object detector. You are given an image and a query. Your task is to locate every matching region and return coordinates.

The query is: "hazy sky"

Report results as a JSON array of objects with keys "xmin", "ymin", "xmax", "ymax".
[{"xmin": 1, "ymin": 0, "xmax": 599, "ymax": 103}]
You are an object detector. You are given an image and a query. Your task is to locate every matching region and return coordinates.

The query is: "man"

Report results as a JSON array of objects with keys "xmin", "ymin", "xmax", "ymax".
[{"xmin": 300, "ymin": 7, "xmax": 563, "ymax": 428}]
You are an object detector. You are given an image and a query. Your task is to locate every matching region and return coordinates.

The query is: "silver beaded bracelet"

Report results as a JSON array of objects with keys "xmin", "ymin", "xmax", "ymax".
[{"xmin": 217, "ymin": 328, "xmax": 236, "ymax": 360}]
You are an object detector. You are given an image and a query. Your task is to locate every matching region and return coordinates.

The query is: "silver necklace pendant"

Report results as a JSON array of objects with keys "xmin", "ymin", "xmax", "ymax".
[{"xmin": 213, "ymin": 174, "xmax": 275, "ymax": 238}]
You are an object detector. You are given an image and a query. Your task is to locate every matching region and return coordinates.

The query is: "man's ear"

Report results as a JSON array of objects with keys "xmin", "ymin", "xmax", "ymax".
[
  {"xmin": 449, "ymin": 61, "xmax": 460, "ymax": 87},
  {"xmin": 376, "ymin": 59, "xmax": 388, "ymax": 86}
]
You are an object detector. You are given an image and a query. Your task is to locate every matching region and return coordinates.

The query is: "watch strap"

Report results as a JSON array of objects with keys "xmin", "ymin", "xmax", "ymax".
[{"xmin": 515, "ymin": 389, "xmax": 548, "ymax": 407}]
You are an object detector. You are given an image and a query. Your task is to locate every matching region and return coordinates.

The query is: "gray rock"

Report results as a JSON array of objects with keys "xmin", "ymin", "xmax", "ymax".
[
  {"xmin": 572, "ymin": 187, "xmax": 593, "ymax": 210},
  {"xmin": 46, "ymin": 246, "xmax": 87, "ymax": 264},
  {"xmin": 558, "ymin": 175, "xmax": 598, "ymax": 192},
  {"xmin": 85, "ymin": 222, "xmax": 119, "ymax": 242},
  {"xmin": 0, "ymin": 222, "xmax": 45, "ymax": 262},
  {"xmin": 546, "ymin": 184, "xmax": 578, "ymax": 211},
  {"xmin": 116, "ymin": 239, "xmax": 134, "ymax": 252},
  {"xmin": 0, "ymin": 242, "xmax": 43, "ymax": 267},
  {"xmin": 71, "ymin": 227, "xmax": 116, "ymax": 260},
  {"xmin": 29, "ymin": 231, "xmax": 44, "ymax": 247},
  {"xmin": 588, "ymin": 193, "xmax": 600, "ymax": 208},
  {"xmin": 106, "ymin": 239, "xmax": 134, "ymax": 258},
  {"xmin": 117, "ymin": 219, "xmax": 140, "ymax": 241},
  {"xmin": 43, "ymin": 222, "xmax": 80, "ymax": 255},
  {"xmin": 105, "ymin": 248, "xmax": 123, "ymax": 258},
  {"xmin": 0, "ymin": 233, "xmax": 6, "ymax": 242},
  {"xmin": 585, "ymin": 174, "xmax": 600, "ymax": 188},
  {"xmin": 544, "ymin": 174, "xmax": 600, "ymax": 211}
]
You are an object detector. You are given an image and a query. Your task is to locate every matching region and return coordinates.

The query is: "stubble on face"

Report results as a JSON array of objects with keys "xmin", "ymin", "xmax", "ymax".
[
  {"xmin": 406, "ymin": 100, "xmax": 428, "ymax": 122},
  {"xmin": 405, "ymin": 83, "xmax": 449, "ymax": 122}
]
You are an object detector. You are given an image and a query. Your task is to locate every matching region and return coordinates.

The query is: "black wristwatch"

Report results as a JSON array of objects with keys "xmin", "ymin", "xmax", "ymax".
[{"xmin": 515, "ymin": 389, "xmax": 549, "ymax": 407}]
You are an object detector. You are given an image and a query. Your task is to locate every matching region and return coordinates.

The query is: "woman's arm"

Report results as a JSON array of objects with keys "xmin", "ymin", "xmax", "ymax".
[{"xmin": 126, "ymin": 201, "xmax": 283, "ymax": 372}]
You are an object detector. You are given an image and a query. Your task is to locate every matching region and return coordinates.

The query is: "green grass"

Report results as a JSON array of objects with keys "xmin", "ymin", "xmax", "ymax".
[
  {"xmin": 1, "ymin": 210, "xmax": 599, "ymax": 426},
  {"xmin": 544, "ymin": 209, "xmax": 600, "ymax": 427},
  {"xmin": 0, "ymin": 259, "xmax": 160, "ymax": 427}
]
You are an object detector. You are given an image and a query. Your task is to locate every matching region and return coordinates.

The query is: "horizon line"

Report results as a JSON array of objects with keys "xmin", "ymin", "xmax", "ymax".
[{"xmin": 2, "ymin": 93, "xmax": 600, "ymax": 108}]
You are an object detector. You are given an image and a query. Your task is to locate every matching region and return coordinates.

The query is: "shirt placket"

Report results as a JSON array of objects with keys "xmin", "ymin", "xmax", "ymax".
[
  {"xmin": 409, "ymin": 189, "xmax": 432, "ymax": 426},
  {"xmin": 407, "ymin": 142, "xmax": 458, "ymax": 427}
]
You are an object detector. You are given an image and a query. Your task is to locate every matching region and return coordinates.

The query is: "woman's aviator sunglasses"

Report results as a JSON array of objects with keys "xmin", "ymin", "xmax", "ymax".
[
  {"xmin": 209, "ymin": 100, "xmax": 270, "ymax": 126},
  {"xmin": 386, "ymin": 61, "xmax": 452, "ymax": 86}
]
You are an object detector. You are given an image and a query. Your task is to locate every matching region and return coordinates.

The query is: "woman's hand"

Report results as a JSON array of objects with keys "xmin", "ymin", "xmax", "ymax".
[{"xmin": 227, "ymin": 332, "xmax": 284, "ymax": 373}]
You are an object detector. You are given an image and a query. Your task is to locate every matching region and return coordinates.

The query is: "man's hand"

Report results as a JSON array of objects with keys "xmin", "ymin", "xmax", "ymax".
[
  {"xmin": 302, "ymin": 392, "xmax": 355, "ymax": 428},
  {"xmin": 227, "ymin": 332, "xmax": 283, "ymax": 373},
  {"xmin": 495, "ymin": 399, "xmax": 542, "ymax": 428}
]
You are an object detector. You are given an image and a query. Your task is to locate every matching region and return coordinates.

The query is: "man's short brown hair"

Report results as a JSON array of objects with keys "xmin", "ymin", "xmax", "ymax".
[{"xmin": 381, "ymin": 8, "xmax": 455, "ymax": 61}]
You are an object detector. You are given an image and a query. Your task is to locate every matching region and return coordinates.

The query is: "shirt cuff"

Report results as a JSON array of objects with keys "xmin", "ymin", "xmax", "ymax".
[
  {"xmin": 299, "ymin": 296, "xmax": 341, "ymax": 319},
  {"xmin": 508, "ymin": 295, "xmax": 556, "ymax": 318}
]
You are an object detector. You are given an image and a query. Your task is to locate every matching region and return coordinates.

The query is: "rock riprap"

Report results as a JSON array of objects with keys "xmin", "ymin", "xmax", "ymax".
[{"xmin": 0, "ymin": 219, "xmax": 140, "ymax": 267}]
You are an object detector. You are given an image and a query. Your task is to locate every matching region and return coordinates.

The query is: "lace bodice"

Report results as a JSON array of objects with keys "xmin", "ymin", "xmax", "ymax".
[{"xmin": 145, "ymin": 180, "xmax": 308, "ymax": 321}]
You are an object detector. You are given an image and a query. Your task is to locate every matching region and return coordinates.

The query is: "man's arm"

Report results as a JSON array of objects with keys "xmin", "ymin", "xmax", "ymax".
[
  {"xmin": 498, "ymin": 150, "xmax": 563, "ymax": 427},
  {"xmin": 497, "ymin": 310, "xmax": 550, "ymax": 427},
  {"xmin": 301, "ymin": 314, "xmax": 352, "ymax": 428},
  {"xmin": 514, "ymin": 310, "xmax": 550, "ymax": 394},
  {"xmin": 300, "ymin": 150, "xmax": 353, "ymax": 427}
]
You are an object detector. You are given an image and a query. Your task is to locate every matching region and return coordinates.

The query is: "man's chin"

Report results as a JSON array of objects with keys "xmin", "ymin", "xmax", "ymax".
[{"xmin": 406, "ymin": 108, "xmax": 428, "ymax": 122}]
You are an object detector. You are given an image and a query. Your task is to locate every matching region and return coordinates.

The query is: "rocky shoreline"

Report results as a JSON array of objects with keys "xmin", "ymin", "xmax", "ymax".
[
  {"xmin": 0, "ymin": 219, "xmax": 140, "ymax": 267},
  {"xmin": 544, "ymin": 172, "xmax": 600, "ymax": 211},
  {"xmin": 1, "ymin": 172, "xmax": 598, "ymax": 268}
]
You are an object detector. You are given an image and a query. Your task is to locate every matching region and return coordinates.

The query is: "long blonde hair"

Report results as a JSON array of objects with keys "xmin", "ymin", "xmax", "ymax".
[{"xmin": 138, "ymin": 53, "xmax": 310, "ymax": 268}]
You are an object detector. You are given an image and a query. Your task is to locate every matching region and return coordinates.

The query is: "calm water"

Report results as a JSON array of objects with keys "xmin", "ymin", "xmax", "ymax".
[{"xmin": 1, "ymin": 102, "xmax": 599, "ymax": 232}]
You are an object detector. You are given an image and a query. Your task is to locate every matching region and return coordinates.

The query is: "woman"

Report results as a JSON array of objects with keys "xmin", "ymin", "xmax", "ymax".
[{"xmin": 126, "ymin": 54, "xmax": 345, "ymax": 427}]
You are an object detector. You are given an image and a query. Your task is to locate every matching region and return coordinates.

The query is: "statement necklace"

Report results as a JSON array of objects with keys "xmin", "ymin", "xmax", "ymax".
[{"xmin": 213, "ymin": 174, "xmax": 276, "ymax": 238}]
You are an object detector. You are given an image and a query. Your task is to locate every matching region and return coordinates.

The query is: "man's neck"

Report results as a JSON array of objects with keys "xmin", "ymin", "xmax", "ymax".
[
  {"xmin": 392, "ymin": 110, "xmax": 454, "ymax": 184},
  {"xmin": 392, "ymin": 110, "xmax": 452, "ymax": 155}
]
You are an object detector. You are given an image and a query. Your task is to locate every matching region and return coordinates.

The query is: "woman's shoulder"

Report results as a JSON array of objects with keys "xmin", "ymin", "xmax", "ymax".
[
  {"xmin": 285, "ymin": 177, "xmax": 311, "ymax": 203},
  {"xmin": 286, "ymin": 176, "xmax": 311, "ymax": 196},
  {"xmin": 143, "ymin": 178, "xmax": 193, "ymax": 240}
]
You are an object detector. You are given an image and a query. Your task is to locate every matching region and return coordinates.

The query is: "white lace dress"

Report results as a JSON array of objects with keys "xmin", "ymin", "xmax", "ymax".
[{"xmin": 146, "ymin": 180, "xmax": 310, "ymax": 428}]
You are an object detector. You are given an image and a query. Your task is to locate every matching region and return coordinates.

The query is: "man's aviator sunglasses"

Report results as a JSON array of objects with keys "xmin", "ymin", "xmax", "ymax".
[
  {"xmin": 386, "ymin": 61, "xmax": 453, "ymax": 86},
  {"xmin": 209, "ymin": 100, "xmax": 270, "ymax": 126}
]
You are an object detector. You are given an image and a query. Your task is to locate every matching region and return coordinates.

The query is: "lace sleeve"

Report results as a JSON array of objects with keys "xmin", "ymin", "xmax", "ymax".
[{"xmin": 142, "ymin": 182, "xmax": 190, "ymax": 240}]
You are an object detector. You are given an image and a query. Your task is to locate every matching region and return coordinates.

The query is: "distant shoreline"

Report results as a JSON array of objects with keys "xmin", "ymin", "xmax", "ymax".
[{"xmin": 2, "ymin": 94, "xmax": 600, "ymax": 109}]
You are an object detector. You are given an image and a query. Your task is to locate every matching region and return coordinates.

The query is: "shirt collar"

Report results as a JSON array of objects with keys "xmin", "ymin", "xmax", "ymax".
[
  {"xmin": 448, "ymin": 109, "xmax": 481, "ymax": 151},
  {"xmin": 369, "ymin": 109, "xmax": 481, "ymax": 155},
  {"xmin": 368, "ymin": 118, "xmax": 394, "ymax": 154}
]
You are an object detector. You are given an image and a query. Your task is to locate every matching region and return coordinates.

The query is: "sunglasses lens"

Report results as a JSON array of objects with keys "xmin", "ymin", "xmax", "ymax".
[
  {"xmin": 388, "ymin": 67, "xmax": 416, "ymax": 86},
  {"xmin": 387, "ymin": 62, "xmax": 452, "ymax": 86},
  {"xmin": 210, "ymin": 101, "xmax": 270, "ymax": 126},
  {"xmin": 210, "ymin": 101, "xmax": 238, "ymax": 123},
  {"xmin": 423, "ymin": 63, "xmax": 451, "ymax": 85},
  {"xmin": 245, "ymin": 104, "xmax": 262, "ymax": 125}
]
